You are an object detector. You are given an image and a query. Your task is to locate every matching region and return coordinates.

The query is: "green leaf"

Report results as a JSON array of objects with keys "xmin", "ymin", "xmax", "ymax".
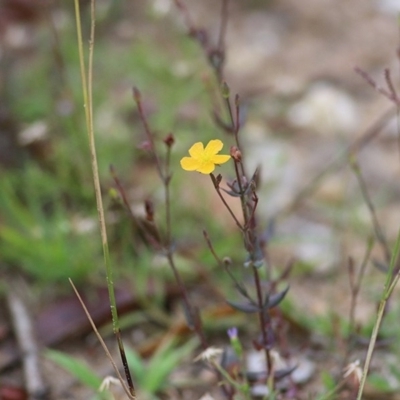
[
  {"xmin": 124, "ymin": 346, "xmax": 146, "ymax": 383},
  {"xmin": 45, "ymin": 349, "xmax": 102, "ymax": 391},
  {"xmin": 144, "ymin": 337, "xmax": 199, "ymax": 393},
  {"xmin": 368, "ymin": 373, "xmax": 392, "ymax": 392}
]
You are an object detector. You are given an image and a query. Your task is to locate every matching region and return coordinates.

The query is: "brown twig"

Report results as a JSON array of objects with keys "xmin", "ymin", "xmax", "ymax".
[
  {"xmin": 342, "ymin": 238, "xmax": 373, "ymax": 369},
  {"xmin": 109, "ymin": 165, "xmax": 151, "ymax": 249},
  {"xmin": 350, "ymin": 157, "xmax": 391, "ymax": 264},
  {"xmin": 133, "ymin": 87, "xmax": 164, "ymax": 180},
  {"xmin": 203, "ymin": 230, "xmax": 249, "ymax": 297},
  {"xmin": 355, "ymin": 67, "xmax": 400, "ymax": 105},
  {"xmin": 210, "ymin": 173, "xmax": 244, "ymax": 230}
]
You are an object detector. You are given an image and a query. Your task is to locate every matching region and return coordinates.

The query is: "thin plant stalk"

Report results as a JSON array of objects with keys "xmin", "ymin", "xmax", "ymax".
[
  {"xmin": 342, "ymin": 237, "xmax": 373, "ymax": 370},
  {"xmin": 210, "ymin": 173, "xmax": 244, "ymax": 230},
  {"xmin": 73, "ymin": 0, "xmax": 135, "ymax": 396},
  {"xmin": 356, "ymin": 226, "xmax": 400, "ymax": 400},
  {"xmin": 164, "ymin": 142, "xmax": 172, "ymax": 246},
  {"xmin": 347, "ymin": 239, "xmax": 374, "ymax": 329},
  {"xmin": 230, "ymin": 104, "xmax": 273, "ymax": 378},
  {"xmin": 69, "ymin": 280, "xmax": 135, "ymax": 399},
  {"xmin": 133, "ymin": 88, "xmax": 209, "ymax": 351},
  {"xmin": 210, "ymin": 359, "xmax": 251, "ymax": 400},
  {"xmin": 350, "ymin": 157, "xmax": 391, "ymax": 263},
  {"xmin": 176, "ymin": 0, "xmax": 276, "ymax": 390}
]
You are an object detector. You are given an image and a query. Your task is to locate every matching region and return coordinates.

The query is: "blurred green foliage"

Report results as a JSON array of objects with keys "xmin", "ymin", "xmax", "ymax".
[
  {"xmin": 0, "ymin": 165, "xmax": 100, "ymax": 282},
  {"xmin": 0, "ymin": 2, "xmax": 232, "ymax": 287}
]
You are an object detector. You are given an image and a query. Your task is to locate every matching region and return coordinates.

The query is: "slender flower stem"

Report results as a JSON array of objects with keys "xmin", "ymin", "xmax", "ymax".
[
  {"xmin": 253, "ymin": 267, "xmax": 273, "ymax": 377},
  {"xmin": 234, "ymin": 95, "xmax": 246, "ymax": 178},
  {"xmin": 110, "ymin": 165, "xmax": 148, "ymax": 249},
  {"xmin": 203, "ymin": 230, "xmax": 223, "ymax": 265},
  {"xmin": 203, "ymin": 230, "xmax": 248, "ymax": 295},
  {"xmin": 163, "ymin": 142, "xmax": 208, "ymax": 347},
  {"xmin": 245, "ymin": 191, "xmax": 258, "ymax": 231},
  {"xmin": 133, "ymin": 90, "xmax": 210, "ymax": 352},
  {"xmin": 211, "ymin": 360, "xmax": 251, "ymax": 400},
  {"xmin": 216, "ymin": 89, "xmax": 273, "ymax": 384},
  {"xmin": 224, "ymin": 96, "xmax": 235, "ymax": 131},
  {"xmin": 233, "ymin": 161, "xmax": 248, "ymax": 223},
  {"xmin": 166, "ymin": 253, "xmax": 208, "ymax": 350},
  {"xmin": 210, "ymin": 173, "xmax": 244, "ymax": 230},
  {"xmin": 234, "ymin": 149, "xmax": 272, "ymax": 380},
  {"xmin": 351, "ymin": 157, "xmax": 391, "ymax": 263},
  {"xmin": 133, "ymin": 87, "xmax": 164, "ymax": 180},
  {"xmin": 164, "ymin": 146, "xmax": 172, "ymax": 246}
]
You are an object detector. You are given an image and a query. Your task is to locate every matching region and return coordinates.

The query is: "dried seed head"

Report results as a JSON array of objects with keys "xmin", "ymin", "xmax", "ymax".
[
  {"xmin": 343, "ymin": 360, "xmax": 361, "ymax": 390},
  {"xmin": 99, "ymin": 376, "xmax": 121, "ymax": 392},
  {"xmin": 194, "ymin": 347, "xmax": 223, "ymax": 363}
]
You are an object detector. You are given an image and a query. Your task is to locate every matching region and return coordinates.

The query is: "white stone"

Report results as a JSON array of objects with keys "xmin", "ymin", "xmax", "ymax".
[{"xmin": 288, "ymin": 82, "xmax": 358, "ymax": 136}]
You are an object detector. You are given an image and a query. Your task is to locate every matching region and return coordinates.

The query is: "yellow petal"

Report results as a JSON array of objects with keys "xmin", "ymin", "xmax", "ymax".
[
  {"xmin": 212, "ymin": 154, "xmax": 231, "ymax": 165},
  {"xmin": 197, "ymin": 161, "xmax": 216, "ymax": 174},
  {"xmin": 204, "ymin": 139, "xmax": 223, "ymax": 157},
  {"xmin": 188, "ymin": 142, "xmax": 205, "ymax": 159},
  {"xmin": 180, "ymin": 157, "xmax": 201, "ymax": 171}
]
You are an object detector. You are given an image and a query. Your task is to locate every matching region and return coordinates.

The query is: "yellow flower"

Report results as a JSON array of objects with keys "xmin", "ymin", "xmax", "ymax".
[{"xmin": 180, "ymin": 139, "xmax": 231, "ymax": 174}]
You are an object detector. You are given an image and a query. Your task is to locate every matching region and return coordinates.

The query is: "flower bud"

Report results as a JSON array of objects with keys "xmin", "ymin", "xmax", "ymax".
[
  {"xmin": 227, "ymin": 327, "xmax": 243, "ymax": 358},
  {"xmin": 108, "ymin": 188, "xmax": 120, "ymax": 201},
  {"xmin": 133, "ymin": 86, "xmax": 141, "ymax": 103},
  {"xmin": 209, "ymin": 49, "xmax": 224, "ymax": 72},
  {"xmin": 223, "ymin": 257, "xmax": 232, "ymax": 267},
  {"xmin": 145, "ymin": 199, "xmax": 154, "ymax": 222},
  {"xmin": 163, "ymin": 133, "xmax": 175, "ymax": 147},
  {"xmin": 230, "ymin": 146, "xmax": 242, "ymax": 162},
  {"xmin": 221, "ymin": 81, "xmax": 230, "ymax": 99}
]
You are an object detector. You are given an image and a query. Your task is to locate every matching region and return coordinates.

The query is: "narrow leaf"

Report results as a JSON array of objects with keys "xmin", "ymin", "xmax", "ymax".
[
  {"xmin": 265, "ymin": 286, "xmax": 290, "ymax": 309},
  {"xmin": 45, "ymin": 349, "xmax": 102, "ymax": 391},
  {"xmin": 226, "ymin": 299, "xmax": 260, "ymax": 313}
]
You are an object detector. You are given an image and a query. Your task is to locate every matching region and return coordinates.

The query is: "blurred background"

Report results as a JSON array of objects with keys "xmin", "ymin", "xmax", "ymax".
[{"xmin": 1, "ymin": 0, "xmax": 400, "ymax": 398}]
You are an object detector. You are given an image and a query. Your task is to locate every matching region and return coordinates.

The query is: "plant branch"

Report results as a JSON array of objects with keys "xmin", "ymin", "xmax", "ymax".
[
  {"xmin": 133, "ymin": 87, "xmax": 164, "ymax": 180},
  {"xmin": 350, "ymin": 157, "xmax": 391, "ymax": 263},
  {"xmin": 210, "ymin": 173, "xmax": 244, "ymax": 230}
]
